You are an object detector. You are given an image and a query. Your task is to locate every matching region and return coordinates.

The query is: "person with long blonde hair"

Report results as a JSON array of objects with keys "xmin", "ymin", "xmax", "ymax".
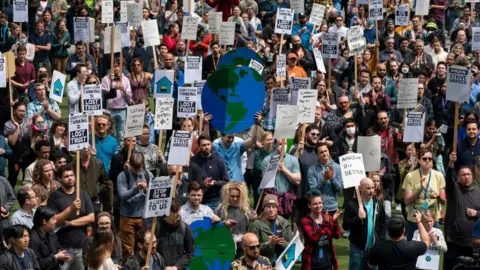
[{"xmin": 85, "ymin": 228, "xmax": 118, "ymax": 270}]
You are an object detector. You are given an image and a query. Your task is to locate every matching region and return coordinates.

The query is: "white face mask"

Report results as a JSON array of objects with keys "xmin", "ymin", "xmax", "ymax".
[
  {"xmin": 401, "ymin": 67, "xmax": 409, "ymax": 74},
  {"xmin": 346, "ymin": 127, "xmax": 356, "ymax": 136}
]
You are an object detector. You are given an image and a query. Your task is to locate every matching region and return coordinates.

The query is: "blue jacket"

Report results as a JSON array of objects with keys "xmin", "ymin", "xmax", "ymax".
[
  {"xmin": 455, "ymin": 137, "xmax": 480, "ymax": 171},
  {"xmin": 308, "ymin": 159, "xmax": 343, "ymax": 211},
  {"xmin": 0, "ymin": 135, "xmax": 12, "ymax": 177}
]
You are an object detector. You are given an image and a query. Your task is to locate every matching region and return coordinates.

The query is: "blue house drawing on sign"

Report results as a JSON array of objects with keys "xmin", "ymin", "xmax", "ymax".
[
  {"xmin": 53, "ymin": 79, "xmax": 63, "ymax": 96},
  {"xmin": 281, "ymin": 243, "xmax": 296, "ymax": 268},
  {"xmin": 156, "ymin": 76, "xmax": 172, "ymax": 94}
]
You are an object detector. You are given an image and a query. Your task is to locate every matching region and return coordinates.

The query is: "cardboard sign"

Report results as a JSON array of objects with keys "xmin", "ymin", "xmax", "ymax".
[
  {"xmin": 167, "ymin": 131, "xmax": 193, "ymax": 165},
  {"xmin": 369, "ymin": 0, "xmax": 383, "ymax": 20},
  {"xmin": 276, "ymin": 232, "xmax": 305, "ymax": 270},
  {"xmin": 184, "ymin": 56, "xmax": 202, "ymax": 84},
  {"xmin": 277, "ymin": 54, "xmax": 286, "ymax": 78},
  {"xmin": 357, "ymin": 136, "xmax": 381, "ymax": 172},
  {"xmin": 395, "ymin": 5, "xmax": 409, "ymax": 26},
  {"xmin": 82, "ymin": 84, "xmax": 103, "ymax": 116},
  {"xmin": 446, "ymin": 65, "xmax": 471, "ymax": 103},
  {"xmin": 177, "ymin": 87, "xmax": 197, "ymax": 118},
  {"xmin": 259, "ymin": 155, "xmax": 280, "ymax": 189},
  {"xmin": 309, "ymin": 4, "xmax": 326, "ymax": 25},
  {"xmin": 4, "ymin": 51, "xmax": 15, "ymax": 79},
  {"xmin": 102, "ymin": 0, "xmax": 114, "ymax": 24},
  {"xmin": 181, "ymin": 16, "xmax": 200, "ymax": 41},
  {"xmin": 404, "ymin": 112, "xmax": 425, "ymax": 143},
  {"xmin": 104, "ymin": 26, "xmax": 121, "ymax": 54},
  {"xmin": 154, "ymin": 97, "xmax": 174, "ymax": 130},
  {"xmin": 313, "ymin": 48, "xmax": 326, "ymax": 73},
  {"xmin": 275, "ymin": 8, "xmax": 294, "ymax": 35},
  {"xmin": 290, "ymin": 0, "xmax": 304, "ymax": 13},
  {"xmin": 153, "ymin": 70, "xmax": 174, "ymax": 97},
  {"xmin": 208, "ymin": 12, "xmax": 222, "ymax": 34},
  {"xmin": 322, "ymin": 33, "xmax": 339, "ymax": 59},
  {"xmin": 397, "ymin": 78, "xmax": 419, "ymax": 109},
  {"xmin": 347, "ymin": 26, "xmax": 366, "ymax": 57},
  {"xmin": 297, "ymin": 89, "xmax": 317, "ymax": 123},
  {"xmin": 49, "ymin": 71, "xmax": 66, "ymax": 103},
  {"xmin": 339, "ymin": 153, "xmax": 367, "ymax": 189},
  {"xmin": 128, "ymin": 2, "xmax": 143, "ymax": 27},
  {"xmin": 289, "ymin": 77, "xmax": 311, "ymax": 104},
  {"xmin": 13, "ymin": 0, "xmax": 28, "ymax": 22},
  {"xmin": 194, "ymin": 81, "xmax": 205, "ymax": 110},
  {"xmin": 274, "ymin": 105, "xmax": 298, "ymax": 139},
  {"xmin": 125, "ymin": 104, "xmax": 146, "ymax": 137},
  {"xmin": 142, "ymin": 20, "xmax": 160, "ymax": 47},
  {"xmin": 219, "ymin": 22, "xmax": 235, "ymax": 46},
  {"xmin": 143, "ymin": 177, "xmax": 174, "ymax": 218},
  {"xmin": 68, "ymin": 113, "xmax": 89, "ymax": 151}
]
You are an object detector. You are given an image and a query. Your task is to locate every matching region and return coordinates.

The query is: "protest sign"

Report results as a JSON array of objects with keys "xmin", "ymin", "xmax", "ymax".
[
  {"xmin": 297, "ymin": 89, "xmax": 317, "ymax": 123},
  {"xmin": 404, "ymin": 112, "xmax": 425, "ymax": 143},
  {"xmin": 125, "ymin": 104, "xmax": 146, "ymax": 137},
  {"xmin": 184, "ymin": 56, "xmax": 202, "ymax": 84},
  {"xmin": 309, "ymin": 4, "xmax": 326, "ymax": 25},
  {"xmin": 415, "ymin": 1, "xmax": 429, "ymax": 16},
  {"xmin": 270, "ymin": 88, "xmax": 291, "ymax": 118},
  {"xmin": 194, "ymin": 81, "xmax": 205, "ymax": 110},
  {"xmin": 276, "ymin": 231, "xmax": 304, "ymax": 270},
  {"xmin": 120, "ymin": 1, "xmax": 134, "ymax": 23},
  {"xmin": 397, "ymin": 78, "xmax": 419, "ymax": 109},
  {"xmin": 13, "ymin": 0, "xmax": 28, "ymax": 22},
  {"xmin": 142, "ymin": 20, "xmax": 160, "ymax": 47},
  {"xmin": 277, "ymin": 54, "xmax": 286, "ymax": 78},
  {"xmin": 322, "ymin": 33, "xmax": 339, "ymax": 59},
  {"xmin": 369, "ymin": 0, "xmax": 383, "ymax": 20},
  {"xmin": 0, "ymin": 57, "xmax": 5, "ymax": 88},
  {"xmin": 274, "ymin": 105, "xmax": 298, "ymax": 139},
  {"xmin": 219, "ymin": 22, "xmax": 235, "ymax": 45},
  {"xmin": 249, "ymin": 59, "xmax": 264, "ymax": 74},
  {"xmin": 177, "ymin": 87, "xmax": 197, "ymax": 118},
  {"xmin": 439, "ymin": 124, "xmax": 448, "ymax": 134},
  {"xmin": 447, "ymin": 65, "xmax": 471, "ymax": 103},
  {"xmin": 153, "ymin": 70, "xmax": 174, "ymax": 97},
  {"xmin": 313, "ymin": 48, "xmax": 326, "ymax": 73},
  {"xmin": 82, "ymin": 85, "xmax": 103, "ymax": 116},
  {"xmin": 395, "ymin": 5, "xmax": 409, "ymax": 26},
  {"xmin": 102, "ymin": 0, "xmax": 114, "ymax": 24},
  {"xmin": 68, "ymin": 113, "xmax": 89, "ymax": 151},
  {"xmin": 340, "ymin": 153, "xmax": 367, "ymax": 188},
  {"xmin": 260, "ymin": 155, "xmax": 280, "ymax": 189},
  {"xmin": 275, "ymin": 8, "xmax": 294, "ymax": 35},
  {"xmin": 208, "ymin": 12, "xmax": 222, "ymax": 34},
  {"xmin": 104, "ymin": 26, "xmax": 121, "ymax": 54},
  {"xmin": 167, "ymin": 131, "xmax": 193, "ymax": 165},
  {"xmin": 290, "ymin": 0, "xmax": 304, "ymax": 13},
  {"xmin": 128, "ymin": 2, "xmax": 143, "ymax": 27},
  {"xmin": 348, "ymin": 26, "xmax": 366, "ymax": 57},
  {"xmin": 49, "ymin": 71, "xmax": 66, "ymax": 103},
  {"xmin": 473, "ymin": 27, "xmax": 480, "ymax": 51},
  {"xmin": 154, "ymin": 97, "xmax": 174, "ymax": 130},
  {"xmin": 416, "ymin": 249, "xmax": 440, "ymax": 270},
  {"xmin": 4, "ymin": 51, "xmax": 14, "ymax": 79},
  {"xmin": 357, "ymin": 136, "xmax": 381, "ymax": 172},
  {"xmin": 118, "ymin": 22, "xmax": 131, "ymax": 48},
  {"xmin": 182, "ymin": 16, "xmax": 200, "ymax": 41},
  {"xmin": 289, "ymin": 77, "xmax": 311, "ymax": 104},
  {"xmin": 74, "ymin": 17, "xmax": 91, "ymax": 43},
  {"xmin": 143, "ymin": 177, "xmax": 174, "ymax": 218}
]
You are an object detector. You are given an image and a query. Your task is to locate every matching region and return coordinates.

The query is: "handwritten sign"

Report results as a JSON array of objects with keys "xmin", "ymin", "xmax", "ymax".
[
  {"xmin": 128, "ymin": 2, "xmax": 143, "ymax": 27},
  {"xmin": 369, "ymin": 0, "xmax": 383, "ymax": 20},
  {"xmin": 142, "ymin": 20, "xmax": 160, "ymax": 47},
  {"xmin": 125, "ymin": 104, "xmax": 146, "ymax": 137},
  {"xmin": 277, "ymin": 54, "xmax": 286, "ymax": 79},
  {"xmin": 395, "ymin": 5, "xmax": 409, "ymax": 26},
  {"xmin": 473, "ymin": 27, "xmax": 480, "ymax": 51},
  {"xmin": 181, "ymin": 16, "xmax": 200, "ymax": 41},
  {"xmin": 348, "ymin": 25, "xmax": 366, "ymax": 57},
  {"xmin": 82, "ymin": 84, "xmax": 103, "ymax": 116},
  {"xmin": 104, "ymin": 26, "xmax": 121, "ymax": 54},
  {"xmin": 219, "ymin": 22, "xmax": 235, "ymax": 46},
  {"xmin": 290, "ymin": 0, "xmax": 304, "ymax": 13},
  {"xmin": 208, "ymin": 12, "xmax": 222, "ymax": 34},
  {"xmin": 13, "ymin": 0, "xmax": 28, "ymax": 22},
  {"xmin": 309, "ymin": 4, "xmax": 326, "ymax": 25},
  {"xmin": 167, "ymin": 131, "xmax": 193, "ymax": 166},
  {"xmin": 322, "ymin": 33, "xmax": 339, "ymax": 59},
  {"xmin": 397, "ymin": 78, "xmax": 419, "ymax": 109},
  {"xmin": 447, "ymin": 65, "xmax": 470, "ymax": 103},
  {"xmin": 297, "ymin": 89, "xmax": 317, "ymax": 123},
  {"xmin": 404, "ymin": 112, "xmax": 425, "ymax": 143},
  {"xmin": 68, "ymin": 113, "xmax": 89, "ymax": 151},
  {"xmin": 259, "ymin": 155, "xmax": 280, "ymax": 189},
  {"xmin": 117, "ymin": 22, "xmax": 131, "ymax": 48},
  {"xmin": 339, "ymin": 153, "xmax": 366, "ymax": 189},
  {"xmin": 415, "ymin": 0, "xmax": 429, "ymax": 16},
  {"xmin": 154, "ymin": 97, "xmax": 174, "ymax": 130},
  {"xmin": 313, "ymin": 48, "xmax": 326, "ymax": 73},
  {"xmin": 270, "ymin": 88, "xmax": 291, "ymax": 118},
  {"xmin": 275, "ymin": 8, "xmax": 294, "ymax": 35},
  {"xmin": 177, "ymin": 87, "xmax": 197, "ymax": 118},
  {"xmin": 357, "ymin": 136, "xmax": 381, "ymax": 172},
  {"xmin": 144, "ymin": 177, "xmax": 174, "ymax": 218},
  {"xmin": 184, "ymin": 56, "xmax": 202, "ymax": 84},
  {"xmin": 102, "ymin": 0, "xmax": 114, "ymax": 24},
  {"xmin": 274, "ymin": 105, "xmax": 298, "ymax": 139}
]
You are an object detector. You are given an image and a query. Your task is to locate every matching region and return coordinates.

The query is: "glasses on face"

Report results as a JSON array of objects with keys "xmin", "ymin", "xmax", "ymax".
[
  {"xmin": 310, "ymin": 133, "xmax": 320, "ymax": 137},
  {"xmin": 96, "ymin": 123, "xmax": 107, "ymax": 127},
  {"xmin": 245, "ymin": 245, "xmax": 260, "ymax": 250},
  {"xmin": 421, "ymin": 157, "xmax": 433, "ymax": 162}
]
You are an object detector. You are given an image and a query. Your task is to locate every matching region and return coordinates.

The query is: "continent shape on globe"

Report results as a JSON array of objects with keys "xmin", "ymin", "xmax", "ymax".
[
  {"xmin": 216, "ymin": 48, "xmax": 264, "ymax": 70},
  {"xmin": 202, "ymin": 66, "xmax": 265, "ymax": 134},
  {"xmin": 187, "ymin": 217, "xmax": 235, "ymax": 270}
]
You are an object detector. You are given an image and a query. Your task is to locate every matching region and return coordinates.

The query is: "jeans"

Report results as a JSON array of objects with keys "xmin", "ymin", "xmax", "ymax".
[
  {"xmin": 407, "ymin": 220, "xmax": 439, "ymax": 240},
  {"xmin": 110, "ymin": 108, "xmax": 127, "ymax": 147},
  {"xmin": 59, "ymin": 248, "xmax": 83, "ymax": 270},
  {"xmin": 120, "ymin": 216, "xmax": 143, "ymax": 262},
  {"xmin": 349, "ymin": 244, "xmax": 376, "ymax": 270},
  {"xmin": 204, "ymin": 198, "xmax": 221, "ymax": 211}
]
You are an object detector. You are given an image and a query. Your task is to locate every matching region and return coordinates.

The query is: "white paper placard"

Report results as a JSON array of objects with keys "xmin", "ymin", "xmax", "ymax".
[
  {"xmin": 309, "ymin": 4, "xmax": 326, "ymax": 25},
  {"xmin": 446, "ymin": 65, "xmax": 471, "ymax": 103},
  {"xmin": 74, "ymin": 17, "xmax": 91, "ymax": 43},
  {"xmin": 143, "ymin": 177, "xmax": 174, "ymax": 218},
  {"xmin": 13, "ymin": 0, "xmax": 28, "ymax": 22},
  {"xmin": 219, "ymin": 22, "xmax": 235, "ymax": 46},
  {"xmin": 208, "ymin": 12, "xmax": 222, "ymax": 34},
  {"xmin": 397, "ymin": 78, "xmax": 419, "ymax": 109},
  {"xmin": 277, "ymin": 54, "xmax": 286, "ymax": 78},
  {"xmin": 357, "ymin": 136, "xmax": 381, "ymax": 172},
  {"xmin": 167, "ymin": 131, "xmax": 193, "ymax": 165},
  {"xmin": 313, "ymin": 48, "xmax": 326, "ymax": 73},
  {"xmin": 153, "ymin": 70, "xmax": 174, "ymax": 97},
  {"xmin": 104, "ymin": 26, "xmax": 122, "ymax": 54},
  {"xmin": 117, "ymin": 22, "xmax": 131, "ymax": 48},
  {"xmin": 270, "ymin": 88, "xmax": 291, "ymax": 118},
  {"xmin": 340, "ymin": 153, "xmax": 367, "ymax": 189},
  {"xmin": 290, "ymin": 0, "xmax": 304, "ymax": 13},
  {"xmin": 102, "ymin": 0, "xmax": 114, "ymax": 24},
  {"xmin": 154, "ymin": 97, "xmax": 174, "ymax": 130},
  {"xmin": 297, "ymin": 89, "xmax": 317, "ymax": 123},
  {"xmin": 259, "ymin": 155, "xmax": 280, "ymax": 189},
  {"xmin": 275, "ymin": 8, "xmax": 294, "ymax": 35},
  {"xmin": 49, "ymin": 70, "xmax": 66, "ymax": 104},
  {"xmin": 185, "ymin": 56, "xmax": 202, "ymax": 84},
  {"xmin": 415, "ymin": 1, "xmax": 429, "ymax": 16},
  {"xmin": 416, "ymin": 250, "xmax": 440, "ymax": 270},
  {"xmin": 68, "ymin": 113, "xmax": 89, "ymax": 151},
  {"xmin": 82, "ymin": 84, "xmax": 103, "ymax": 116},
  {"xmin": 348, "ymin": 25, "xmax": 366, "ymax": 57},
  {"xmin": 249, "ymin": 59, "xmax": 264, "ymax": 74},
  {"xmin": 194, "ymin": 81, "xmax": 205, "ymax": 110},
  {"xmin": 395, "ymin": 5, "xmax": 409, "ymax": 26},
  {"xmin": 128, "ymin": 2, "xmax": 143, "ymax": 27},
  {"xmin": 181, "ymin": 16, "xmax": 200, "ymax": 41},
  {"xmin": 322, "ymin": 33, "xmax": 339, "ymax": 59},
  {"xmin": 404, "ymin": 112, "xmax": 425, "ymax": 143},
  {"xmin": 274, "ymin": 105, "xmax": 298, "ymax": 139},
  {"xmin": 276, "ymin": 232, "xmax": 305, "ymax": 270},
  {"xmin": 142, "ymin": 20, "xmax": 160, "ymax": 47},
  {"xmin": 369, "ymin": 0, "xmax": 383, "ymax": 20},
  {"xmin": 177, "ymin": 87, "xmax": 197, "ymax": 118},
  {"xmin": 125, "ymin": 103, "xmax": 146, "ymax": 137},
  {"xmin": 120, "ymin": 1, "xmax": 132, "ymax": 23},
  {"xmin": 438, "ymin": 124, "xmax": 448, "ymax": 134},
  {"xmin": 473, "ymin": 27, "xmax": 480, "ymax": 52},
  {"xmin": 289, "ymin": 77, "xmax": 311, "ymax": 105}
]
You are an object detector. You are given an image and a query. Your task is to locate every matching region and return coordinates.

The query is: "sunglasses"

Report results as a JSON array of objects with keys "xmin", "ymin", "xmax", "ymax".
[
  {"xmin": 245, "ymin": 245, "xmax": 260, "ymax": 250},
  {"xmin": 310, "ymin": 133, "xmax": 320, "ymax": 137},
  {"xmin": 421, "ymin": 157, "xmax": 433, "ymax": 162}
]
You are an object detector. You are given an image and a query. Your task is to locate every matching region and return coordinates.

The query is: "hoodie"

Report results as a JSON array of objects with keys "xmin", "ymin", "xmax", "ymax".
[
  {"xmin": 307, "ymin": 160, "xmax": 343, "ymax": 212},
  {"xmin": 155, "ymin": 218, "xmax": 194, "ymax": 269},
  {"xmin": 190, "ymin": 151, "xmax": 229, "ymax": 202}
]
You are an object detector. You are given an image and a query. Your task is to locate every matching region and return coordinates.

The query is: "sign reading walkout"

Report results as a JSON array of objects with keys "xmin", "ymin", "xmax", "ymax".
[
  {"xmin": 403, "ymin": 112, "xmax": 425, "ymax": 143},
  {"xmin": 154, "ymin": 97, "xmax": 174, "ymax": 130},
  {"xmin": 177, "ymin": 87, "xmax": 197, "ymax": 118},
  {"xmin": 125, "ymin": 104, "xmax": 146, "ymax": 137},
  {"xmin": 143, "ymin": 177, "xmax": 174, "ymax": 218},
  {"xmin": 339, "ymin": 153, "xmax": 366, "ymax": 188},
  {"xmin": 49, "ymin": 71, "xmax": 66, "ymax": 103},
  {"xmin": 397, "ymin": 78, "xmax": 419, "ymax": 108},
  {"xmin": 259, "ymin": 155, "xmax": 280, "ymax": 189},
  {"xmin": 13, "ymin": 0, "xmax": 28, "ymax": 22},
  {"xmin": 446, "ymin": 65, "xmax": 471, "ymax": 103},
  {"xmin": 68, "ymin": 113, "xmax": 89, "ymax": 151},
  {"xmin": 82, "ymin": 85, "xmax": 103, "ymax": 116},
  {"xmin": 275, "ymin": 8, "xmax": 294, "ymax": 35},
  {"xmin": 167, "ymin": 131, "xmax": 193, "ymax": 165}
]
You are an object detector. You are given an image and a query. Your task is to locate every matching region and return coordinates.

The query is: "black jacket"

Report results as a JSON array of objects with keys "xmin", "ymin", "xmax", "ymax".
[
  {"xmin": 29, "ymin": 227, "xmax": 61, "ymax": 270},
  {"xmin": 342, "ymin": 198, "xmax": 387, "ymax": 250},
  {"xmin": 123, "ymin": 252, "xmax": 165, "ymax": 270},
  {"xmin": 190, "ymin": 151, "xmax": 229, "ymax": 202},
  {"xmin": 0, "ymin": 248, "xmax": 40, "ymax": 270},
  {"xmin": 155, "ymin": 218, "xmax": 194, "ymax": 269}
]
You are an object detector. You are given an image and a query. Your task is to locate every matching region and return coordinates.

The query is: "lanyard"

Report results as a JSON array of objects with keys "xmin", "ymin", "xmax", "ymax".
[
  {"xmin": 420, "ymin": 170, "xmax": 432, "ymax": 200},
  {"xmin": 272, "ymin": 221, "xmax": 277, "ymax": 236}
]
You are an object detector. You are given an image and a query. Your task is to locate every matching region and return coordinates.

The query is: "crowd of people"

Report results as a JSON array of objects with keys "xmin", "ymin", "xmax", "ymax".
[{"xmin": 0, "ymin": 0, "xmax": 479, "ymax": 269}]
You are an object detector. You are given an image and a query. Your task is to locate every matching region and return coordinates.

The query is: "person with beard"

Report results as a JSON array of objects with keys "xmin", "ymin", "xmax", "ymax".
[
  {"xmin": 429, "ymin": 40, "xmax": 448, "ymax": 69},
  {"xmin": 164, "ymin": 23, "xmax": 182, "ymax": 53},
  {"xmin": 230, "ymin": 233, "xmax": 271, "ymax": 269},
  {"xmin": 344, "ymin": 178, "xmax": 386, "ymax": 270},
  {"xmin": 416, "ymin": 83, "xmax": 434, "ymax": 121},
  {"xmin": 325, "ymin": 95, "xmax": 362, "ymax": 136},
  {"xmin": 123, "ymin": 227, "xmax": 166, "ymax": 270},
  {"xmin": 379, "ymin": 19, "xmax": 401, "ymax": 51},
  {"xmin": 364, "ymin": 77, "xmax": 391, "ymax": 112},
  {"xmin": 66, "ymin": 42, "xmax": 97, "ymax": 76},
  {"xmin": 180, "ymin": 182, "xmax": 222, "ymax": 225},
  {"xmin": 398, "ymin": 37, "xmax": 413, "ymax": 60},
  {"xmin": 379, "ymin": 36, "xmax": 403, "ymax": 63},
  {"xmin": 190, "ymin": 136, "xmax": 229, "ymax": 209},
  {"xmin": 444, "ymin": 153, "xmax": 480, "ymax": 269},
  {"xmin": 286, "ymin": 52, "xmax": 307, "ymax": 78},
  {"xmin": 289, "ymin": 35, "xmax": 315, "ymax": 75},
  {"xmin": 174, "ymin": 40, "xmax": 187, "ymax": 58},
  {"xmin": 455, "ymin": 121, "xmax": 480, "ymax": 171},
  {"xmin": 367, "ymin": 111, "xmax": 402, "ymax": 165},
  {"xmin": 405, "ymin": 16, "xmax": 428, "ymax": 48},
  {"xmin": 403, "ymin": 39, "xmax": 434, "ymax": 74},
  {"xmin": 292, "ymin": 13, "xmax": 316, "ymax": 50},
  {"xmin": 428, "ymin": 61, "xmax": 447, "ymax": 96},
  {"xmin": 376, "ymin": 63, "xmax": 397, "ymax": 104},
  {"xmin": 433, "ymin": 82, "xmax": 455, "ymax": 146},
  {"xmin": 327, "ymin": 15, "xmax": 348, "ymax": 39},
  {"xmin": 202, "ymin": 42, "xmax": 221, "ymax": 79}
]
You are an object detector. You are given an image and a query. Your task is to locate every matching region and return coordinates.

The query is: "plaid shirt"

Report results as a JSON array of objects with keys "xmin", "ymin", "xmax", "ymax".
[
  {"xmin": 300, "ymin": 213, "xmax": 341, "ymax": 270},
  {"xmin": 430, "ymin": 0, "xmax": 448, "ymax": 20},
  {"xmin": 26, "ymin": 99, "xmax": 61, "ymax": 127}
]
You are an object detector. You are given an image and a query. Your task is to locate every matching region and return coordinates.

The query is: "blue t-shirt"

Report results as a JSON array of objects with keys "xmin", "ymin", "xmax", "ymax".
[
  {"xmin": 291, "ymin": 23, "xmax": 317, "ymax": 50},
  {"xmin": 364, "ymin": 199, "xmax": 374, "ymax": 248},
  {"xmin": 213, "ymin": 140, "xmax": 245, "ymax": 181},
  {"xmin": 29, "ymin": 32, "xmax": 51, "ymax": 61}
]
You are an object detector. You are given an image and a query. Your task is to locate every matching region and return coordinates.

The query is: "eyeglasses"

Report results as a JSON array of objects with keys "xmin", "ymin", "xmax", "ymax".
[
  {"xmin": 310, "ymin": 133, "xmax": 320, "ymax": 137},
  {"xmin": 421, "ymin": 157, "xmax": 433, "ymax": 162},
  {"xmin": 245, "ymin": 245, "xmax": 260, "ymax": 250}
]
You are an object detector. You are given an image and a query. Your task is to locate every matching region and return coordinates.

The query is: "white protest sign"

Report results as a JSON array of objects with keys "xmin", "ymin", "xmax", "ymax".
[
  {"xmin": 249, "ymin": 59, "xmax": 264, "ymax": 74},
  {"xmin": 68, "ymin": 113, "xmax": 89, "ymax": 151},
  {"xmin": 185, "ymin": 56, "xmax": 202, "ymax": 84},
  {"xmin": 289, "ymin": 77, "xmax": 311, "ymax": 104},
  {"xmin": 208, "ymin": 12, "xmax": 222, "ymax": 34},
  {"xmin": 416, "ymin": 250, "xmax": 440, "ymax": 270},
  {"xmin": 260, "ymin": 155, "xmax": 280, "ymax": 189},
  {"xmin": 88, "ymin": 18, "xmax": 95, "ymax": 43},
  {"xmin": 13, "ymin": 0, "xmax": 28, "ymax": 22},
  {"xmin": 82, "ymin": 84, "xmax": 103, "ymax": 116},
  {"xmin": 473, "ymin": 27, "xmax": 480, "ymax": 51},
  {"xmin": 404, "ymin": 112, "xmax": 425, "ymax": 143},
  {"xmin": 369, "ymin": 0, "xmax": 383, "ymax": 20},
  {"xmin": 274, "ymin": 105, "xmax": 298, "ymax": 139},
  {"xmin": 277, "ymin": 54, "xmax": 286, "ymax": 78},
  {"xmin": 102, "ymin": 0, "xmax": 114, "ymax": 24},
  {"xmin": 290, "ymin": 0, "xmax": 304, "ymax": 13},
  {"xmin": 177, "ymin": 87, "xmax": 197, "ymax": 118},
  {"xmin": 322, "ymin": 33, "xmax": 339, "ymax": 59},
  {"xmin": 275, "ymin": 8, "xmax": 294, "ymax": 35},
  {"xmin": 415, "ymin": 1, "xmax": 429, "ymax": 16},
  {"xmin": 143, "ymin": 177, "xmax": 174, "ymax": 218},
  {"xmin": 297, "ymin": 89, "xmax": 317, "ymax": 123},
  {"xmin": 154, "ymin": 97, "xmax": 174, "ymax": 130},
  {"xmin": 340, "ymin": 153, "xmax": 367, "ymax": 189},
  {"xmin": 276, "ymin": 231, "xmax": 304, "ymax": 270},
  {"xmin": 348, "ymin": 25, "xmax": 366, "ymax": 57},
  {"xmin": 128, "ymin": 2, "xmax": 143, "ymax": 27},
  {"xmin": 357, "ymin": 136, "xmax": 381, "ymax": 172},
  {"xmin": 439, "ymin": 124, "xmax": 448, "ymax": 134},
  {"xmin": 125, "ymin": 104, "xmax": 146, "ymax": 137},
  {"xmin": 219, "ymin": 22, "xmax": 235, "ymax": 46},
  {"xmin": 142, "ymin": 20, "xmax": 160, "ymax": 47},
  {"xmin": 153, "ymin": 70, "xmax": 174, "ymax": 97},
  {"xmin": 270, "ymin": 88, "xmax": 291, "ymax": 118},
  {"xmin": 167, "ymin": 131, "xmax": 193, "ymax": 165},
  {"xmin": 397, "ymin": 78, "xmax": 419, "ymax": 109},
  {"xmin": 395, "ymin": 5, "xmax": 409, "ymax": 26},
  {"xmin": 49, "ymin": 71, "xmax": 66, "ymax": 103},
  {"xmin": 194, "ymin": 81, "xmax": 205, "ymax": 110},
  {"xmin": 118, "ymin": 22, "xmax": 131, "ymax": 48},
  {"xmin": 309, "ymin": 4, "xmax": 326, "ymax": 25},
  {"xmin": 74, "ymin": 17, "xmax": 91, "ymax": 43},
  {"xmin": 313, "ymin": 48, "xmax": 326, "ymax": 73},
  {"xmin": 104, "ymin": 26, "xmax": 121, "ymax": 54},
  {"xmin": 446, "ymin": 65, "xmax": 471, "ymax": 103},
  {"xmin": 120, "ymin": 1, "xmax": 132, "ymax": 23},
  {"xmin": 181, "ymin": 16, "xmax": 200, "ymax": 41},
  {"xmin": 0, "ymin": 57, "xmax": 6, "ymax": 88}
]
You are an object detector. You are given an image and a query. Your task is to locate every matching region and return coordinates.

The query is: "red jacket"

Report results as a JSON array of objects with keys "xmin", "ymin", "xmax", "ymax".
[
  {"xmin": 164, "ymin": 34, "xmax": 181, "ymax": 52},
  {"xmin": 188, "ymin": 34, "xmax": 212, "ymax": 58},
  {"xmin": 205, "ymin": 0, "xmax": 239, "ymax": 21}
]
